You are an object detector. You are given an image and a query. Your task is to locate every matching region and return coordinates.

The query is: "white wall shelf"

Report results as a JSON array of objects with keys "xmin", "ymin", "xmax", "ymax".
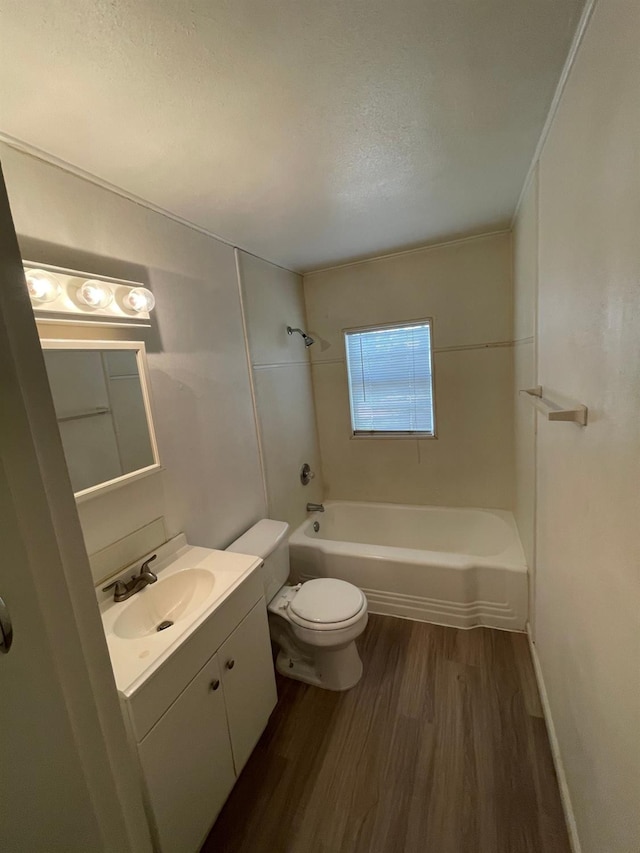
[{"xmin": 519, "ymin": 386, "xmax": 588, "ymax": 426}]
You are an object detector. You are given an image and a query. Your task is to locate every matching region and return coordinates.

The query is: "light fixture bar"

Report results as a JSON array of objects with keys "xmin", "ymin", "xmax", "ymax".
[
  {"xmin": 35, "ymin": 317, "xmax": 152, "ymax": 329},
  {"xmin": 22, "ymin": 260, "xmax": 155, "ymax": 323}
]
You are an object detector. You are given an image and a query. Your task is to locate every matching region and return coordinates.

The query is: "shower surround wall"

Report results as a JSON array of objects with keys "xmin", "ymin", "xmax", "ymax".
[
  {"xmin": 303, "ymin": 232, "xmax": 514, "ymax": 509},
  {"xmin": 237, "ymin": 250, "xmax": 323, "ymax": 530}
]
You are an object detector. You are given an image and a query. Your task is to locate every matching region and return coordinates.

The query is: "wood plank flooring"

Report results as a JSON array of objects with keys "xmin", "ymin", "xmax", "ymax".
[{"xmin": 202, "ymin": 615, "xmax": 570, "ymax": 853}]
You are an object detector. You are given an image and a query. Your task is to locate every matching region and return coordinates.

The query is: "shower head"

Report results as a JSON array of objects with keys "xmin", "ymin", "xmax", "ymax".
[{"xmin": 287, "ymin": 326, "xmax": 315, "ymax": 347}]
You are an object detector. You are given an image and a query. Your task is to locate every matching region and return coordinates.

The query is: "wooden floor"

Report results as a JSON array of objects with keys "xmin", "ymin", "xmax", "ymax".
[{"xmin": 203, "ymin": 615, "xmax": 570, "ymax": 853}]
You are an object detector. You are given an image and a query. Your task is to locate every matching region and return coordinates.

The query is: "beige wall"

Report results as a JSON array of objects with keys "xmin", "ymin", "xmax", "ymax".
[
  {"xmin": 512, "ymin": 169, "xmax": 538, "ymax": 622},
  {"xmin": 303, "ymin": 232, "xmax": 514, "ymax": 508},
  {"xmin": 238, "ymin": 251, "xmax": 323, "ymax": 530},
  {"xmin": 528, "ymin": 2, "xmax": 640, "ymax": 851},
  {"xmin": 1, "ymin": 143, "xmax": 267, "ymax": 572}
]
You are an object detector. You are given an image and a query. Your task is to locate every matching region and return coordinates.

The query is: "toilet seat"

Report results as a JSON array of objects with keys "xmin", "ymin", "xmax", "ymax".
[{"xmin": 288, "ymin": 578, "xmax": 366, "ymax": 632}]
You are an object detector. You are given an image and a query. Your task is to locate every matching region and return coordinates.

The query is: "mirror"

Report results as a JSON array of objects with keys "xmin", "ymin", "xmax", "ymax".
[{"xmin": 41, "ymin": 340, "xmax": 160, "ymax": 501}]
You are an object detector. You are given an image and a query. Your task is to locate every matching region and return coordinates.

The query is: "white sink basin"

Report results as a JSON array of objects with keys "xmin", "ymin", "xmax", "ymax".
[
  {"xmin": 99, "ymin": 536, "xmax": 262, "ymax": 696},
  {"xmin": 113, "ymin": 569, "xmax": 216, "ymax": 639}
]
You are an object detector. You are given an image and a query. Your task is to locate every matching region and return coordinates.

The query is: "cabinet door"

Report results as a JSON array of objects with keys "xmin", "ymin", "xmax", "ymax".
[
  {"xmin": 219, "ymin": 599, "xmax": 277, "ymax": 773},
  {"xmin": 138, "ymin": 654, "xmax": 235, "ymax": 853}
]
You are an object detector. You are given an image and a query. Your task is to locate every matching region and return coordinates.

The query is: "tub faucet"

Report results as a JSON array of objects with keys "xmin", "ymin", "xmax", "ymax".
[
  {"xmin": 307, "ymin": 503, "xmax": 325, "ymax": 513},
  {"xmin": 103, "ymin": 555, "xmax": 158, "ymax": 602}
]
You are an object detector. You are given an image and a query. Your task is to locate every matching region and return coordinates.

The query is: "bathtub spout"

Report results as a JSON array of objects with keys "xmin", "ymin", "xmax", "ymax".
[{"xmin": 307, "ymin": 502, "xmax": 325, "ymax": 513}]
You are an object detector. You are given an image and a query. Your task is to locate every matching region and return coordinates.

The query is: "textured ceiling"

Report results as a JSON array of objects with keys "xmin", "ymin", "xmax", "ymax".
[{"xmin": 0, "ymin": 0, "xmax": 583, "ymax": 271}]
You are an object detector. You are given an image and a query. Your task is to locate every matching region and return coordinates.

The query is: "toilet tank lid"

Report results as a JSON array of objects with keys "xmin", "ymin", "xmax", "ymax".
[{"xmin": 226, "ymin": 519, "xmax": 290, "ymax": 559}]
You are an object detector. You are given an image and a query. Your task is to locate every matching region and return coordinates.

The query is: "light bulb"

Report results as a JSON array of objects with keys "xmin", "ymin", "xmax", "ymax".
[
  {"xmin": 25, "ymin": 269, "xmax": 61, "ymax": 303},
  {"xmin": 78, "ymin": 279, "xmax": 113, "ymax": 309},
  {"xmin": 124, "ymin": 287, "xmax": 155, "ymax": 313}
]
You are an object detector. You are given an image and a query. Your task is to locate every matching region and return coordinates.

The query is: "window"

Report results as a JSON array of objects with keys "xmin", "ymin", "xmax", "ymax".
[{"xmin": 344, "ymin": 319, "xmax": 436, "ymax": 437}]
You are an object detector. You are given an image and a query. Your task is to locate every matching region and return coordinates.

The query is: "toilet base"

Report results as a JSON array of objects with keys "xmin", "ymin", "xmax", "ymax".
[{"xmin": 274, "ymin": 641, "xmax": 363, "ymax": 691}]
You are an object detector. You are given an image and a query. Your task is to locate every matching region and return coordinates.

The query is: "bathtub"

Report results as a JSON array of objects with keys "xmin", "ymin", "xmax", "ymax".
[{"xmin": 289, "ymin": 501, "xmax": 528, "ymax": 631}]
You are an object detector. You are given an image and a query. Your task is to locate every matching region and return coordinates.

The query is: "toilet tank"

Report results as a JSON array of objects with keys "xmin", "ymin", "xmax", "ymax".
[{"xmin": 226, "ymin": 519, "xmax": 290, "ymax": 603}]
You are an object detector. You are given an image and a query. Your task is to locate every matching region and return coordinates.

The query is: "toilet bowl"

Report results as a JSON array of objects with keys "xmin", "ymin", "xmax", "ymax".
[{"xmin": 227, "ymin": 520, "xmax": 367, "ymax": 691}]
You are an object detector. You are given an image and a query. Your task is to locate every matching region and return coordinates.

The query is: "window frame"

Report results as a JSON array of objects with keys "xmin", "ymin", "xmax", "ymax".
[{"xmin": 343, "ymin": 317, "xmax": 438, "ymax": 440}]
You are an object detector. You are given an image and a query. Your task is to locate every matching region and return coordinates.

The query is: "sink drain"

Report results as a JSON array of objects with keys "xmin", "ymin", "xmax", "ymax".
[{"xmin": 156, "ymin": 620, "xmax": 174, "ymax": 632}]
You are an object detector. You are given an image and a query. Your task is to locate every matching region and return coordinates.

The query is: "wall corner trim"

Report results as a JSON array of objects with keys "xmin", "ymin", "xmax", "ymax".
[
  {"xmin": 526, "ymin": 624, "xmax": 582, "ymax": 853},
  {"xmin": 234, "ymin": 248, "xmax": 269, "ymax": 513},
  {"xmin": 0, "ymin": 132, "xmax": 298, "ymax": 275},
  {"xmin": 302, "ymin": 229, "xmax": 511, "ymax": 278},
  {"xmin": 511, "ymin": 0, "xmax": 598, "ymax": 226}
]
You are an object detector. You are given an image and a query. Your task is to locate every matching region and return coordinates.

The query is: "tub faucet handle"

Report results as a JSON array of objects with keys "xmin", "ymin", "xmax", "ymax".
[{"xmin": 300, "ymin": 463, "xmax": 315, "ymax": 485}]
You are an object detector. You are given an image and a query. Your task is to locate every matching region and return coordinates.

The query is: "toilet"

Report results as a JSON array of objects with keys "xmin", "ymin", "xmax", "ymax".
[{"xmin": 227, "ymin": 519, "xmax": 368, "ymax": 691}]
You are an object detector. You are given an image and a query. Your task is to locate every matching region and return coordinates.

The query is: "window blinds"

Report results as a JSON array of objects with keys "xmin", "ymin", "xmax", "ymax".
[{"xmin": 344, "ymin": 321, "xmax": 435, "ymax": 435}]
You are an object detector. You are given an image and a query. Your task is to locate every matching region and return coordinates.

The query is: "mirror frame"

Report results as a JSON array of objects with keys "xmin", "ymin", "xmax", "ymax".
[{"xmin": 41, "ymin": 338, "xmax": 161, "ymax": 502}]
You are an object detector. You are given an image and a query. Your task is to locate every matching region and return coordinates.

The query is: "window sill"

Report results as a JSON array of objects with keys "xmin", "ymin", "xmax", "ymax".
[{"xmin": 350, "ymin": 432, "xmax": 438, "ymax": 440}]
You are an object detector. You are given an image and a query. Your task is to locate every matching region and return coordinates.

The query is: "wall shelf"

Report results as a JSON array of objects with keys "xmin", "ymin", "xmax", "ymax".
[{"xmin": 519, "ymin": 386, "xmax": 588, "ymax": 426}]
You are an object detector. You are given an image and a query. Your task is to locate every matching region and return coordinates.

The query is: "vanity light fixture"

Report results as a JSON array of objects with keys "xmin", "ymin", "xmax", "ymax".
[
  {"xmin": 25, "ymin": 268, "xmax": 62, "ymax": 303},
  {"xmin": 22, "ymin": 261, "xmax": 155, "ymax": 327},
  {"xmin": 78, "ymin": 279, "xmax": 114, "ymax": 309},
  {"xmin": 124, "ymin": 287, "xmax": 156, "ymax": 314}
]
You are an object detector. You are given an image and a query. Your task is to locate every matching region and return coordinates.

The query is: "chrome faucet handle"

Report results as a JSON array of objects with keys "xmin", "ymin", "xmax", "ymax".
[
  {"xmin": 140, "ymin": 554, "xmax": 157, "ymax": 572},
  {"xmin": 102, "ymin": 578, "xmax": 128, "ymax": 595},
  {"xmin": 139, "ymin": 554, "xmax": 157, "ymax": 581}
]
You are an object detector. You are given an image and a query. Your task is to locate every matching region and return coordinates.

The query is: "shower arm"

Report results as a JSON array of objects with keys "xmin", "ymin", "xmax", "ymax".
[{"xmin": 287, "ymin": 326, "xmax": 315, "ymax": 347}]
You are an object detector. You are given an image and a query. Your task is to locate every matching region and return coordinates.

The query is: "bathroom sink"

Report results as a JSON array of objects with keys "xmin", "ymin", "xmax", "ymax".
[
  {"xmin": 99, "ymin": 537, "xmax": 263, "ymax": 697},
  {"xmin": 112, "ymin": 569, "xmax": 216, "ymax": 639}
]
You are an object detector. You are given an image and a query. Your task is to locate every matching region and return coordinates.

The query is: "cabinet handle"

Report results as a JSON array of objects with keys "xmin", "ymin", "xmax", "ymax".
[
  {"xmin": 210, "ymin": 679, "xmax": 220, "ymax": 691},
  {"xmin": 225, "ymin": 659, "xmax": 235, "ymax": 671}
]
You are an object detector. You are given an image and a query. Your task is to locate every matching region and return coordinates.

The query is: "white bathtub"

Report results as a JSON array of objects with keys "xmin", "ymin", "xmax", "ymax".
[{"xmin": 289, "ymin": 501, "xmax": 528, "ymax": 631}]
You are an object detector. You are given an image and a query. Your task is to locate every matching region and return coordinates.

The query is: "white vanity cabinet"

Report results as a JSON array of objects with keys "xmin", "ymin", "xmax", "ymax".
[
  {"xmin": 120, "ymin": 577, "xmax": 277, "ymax": 853},
  {"xmin": 138, "ymin": 653, "xmax": 235, "ymax": 853},
  {"xmin": 218, "ymin": 599, "xmax": 279, "ymax": 773}
]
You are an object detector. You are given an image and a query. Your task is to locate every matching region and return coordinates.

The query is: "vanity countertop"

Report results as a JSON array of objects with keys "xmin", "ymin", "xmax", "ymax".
[{"xmin": 99, "ymin": 535, "xmax": 262, "ymax": 697}]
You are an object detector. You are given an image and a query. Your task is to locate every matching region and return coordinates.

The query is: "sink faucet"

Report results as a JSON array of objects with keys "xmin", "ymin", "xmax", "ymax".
[
  {"xmin": 103, "ymin": 555, "xmax": 158, "ymax": 602},
  {"xmin": 306, "ymin": 503, "xmax": 325, "ymax": 513}
]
